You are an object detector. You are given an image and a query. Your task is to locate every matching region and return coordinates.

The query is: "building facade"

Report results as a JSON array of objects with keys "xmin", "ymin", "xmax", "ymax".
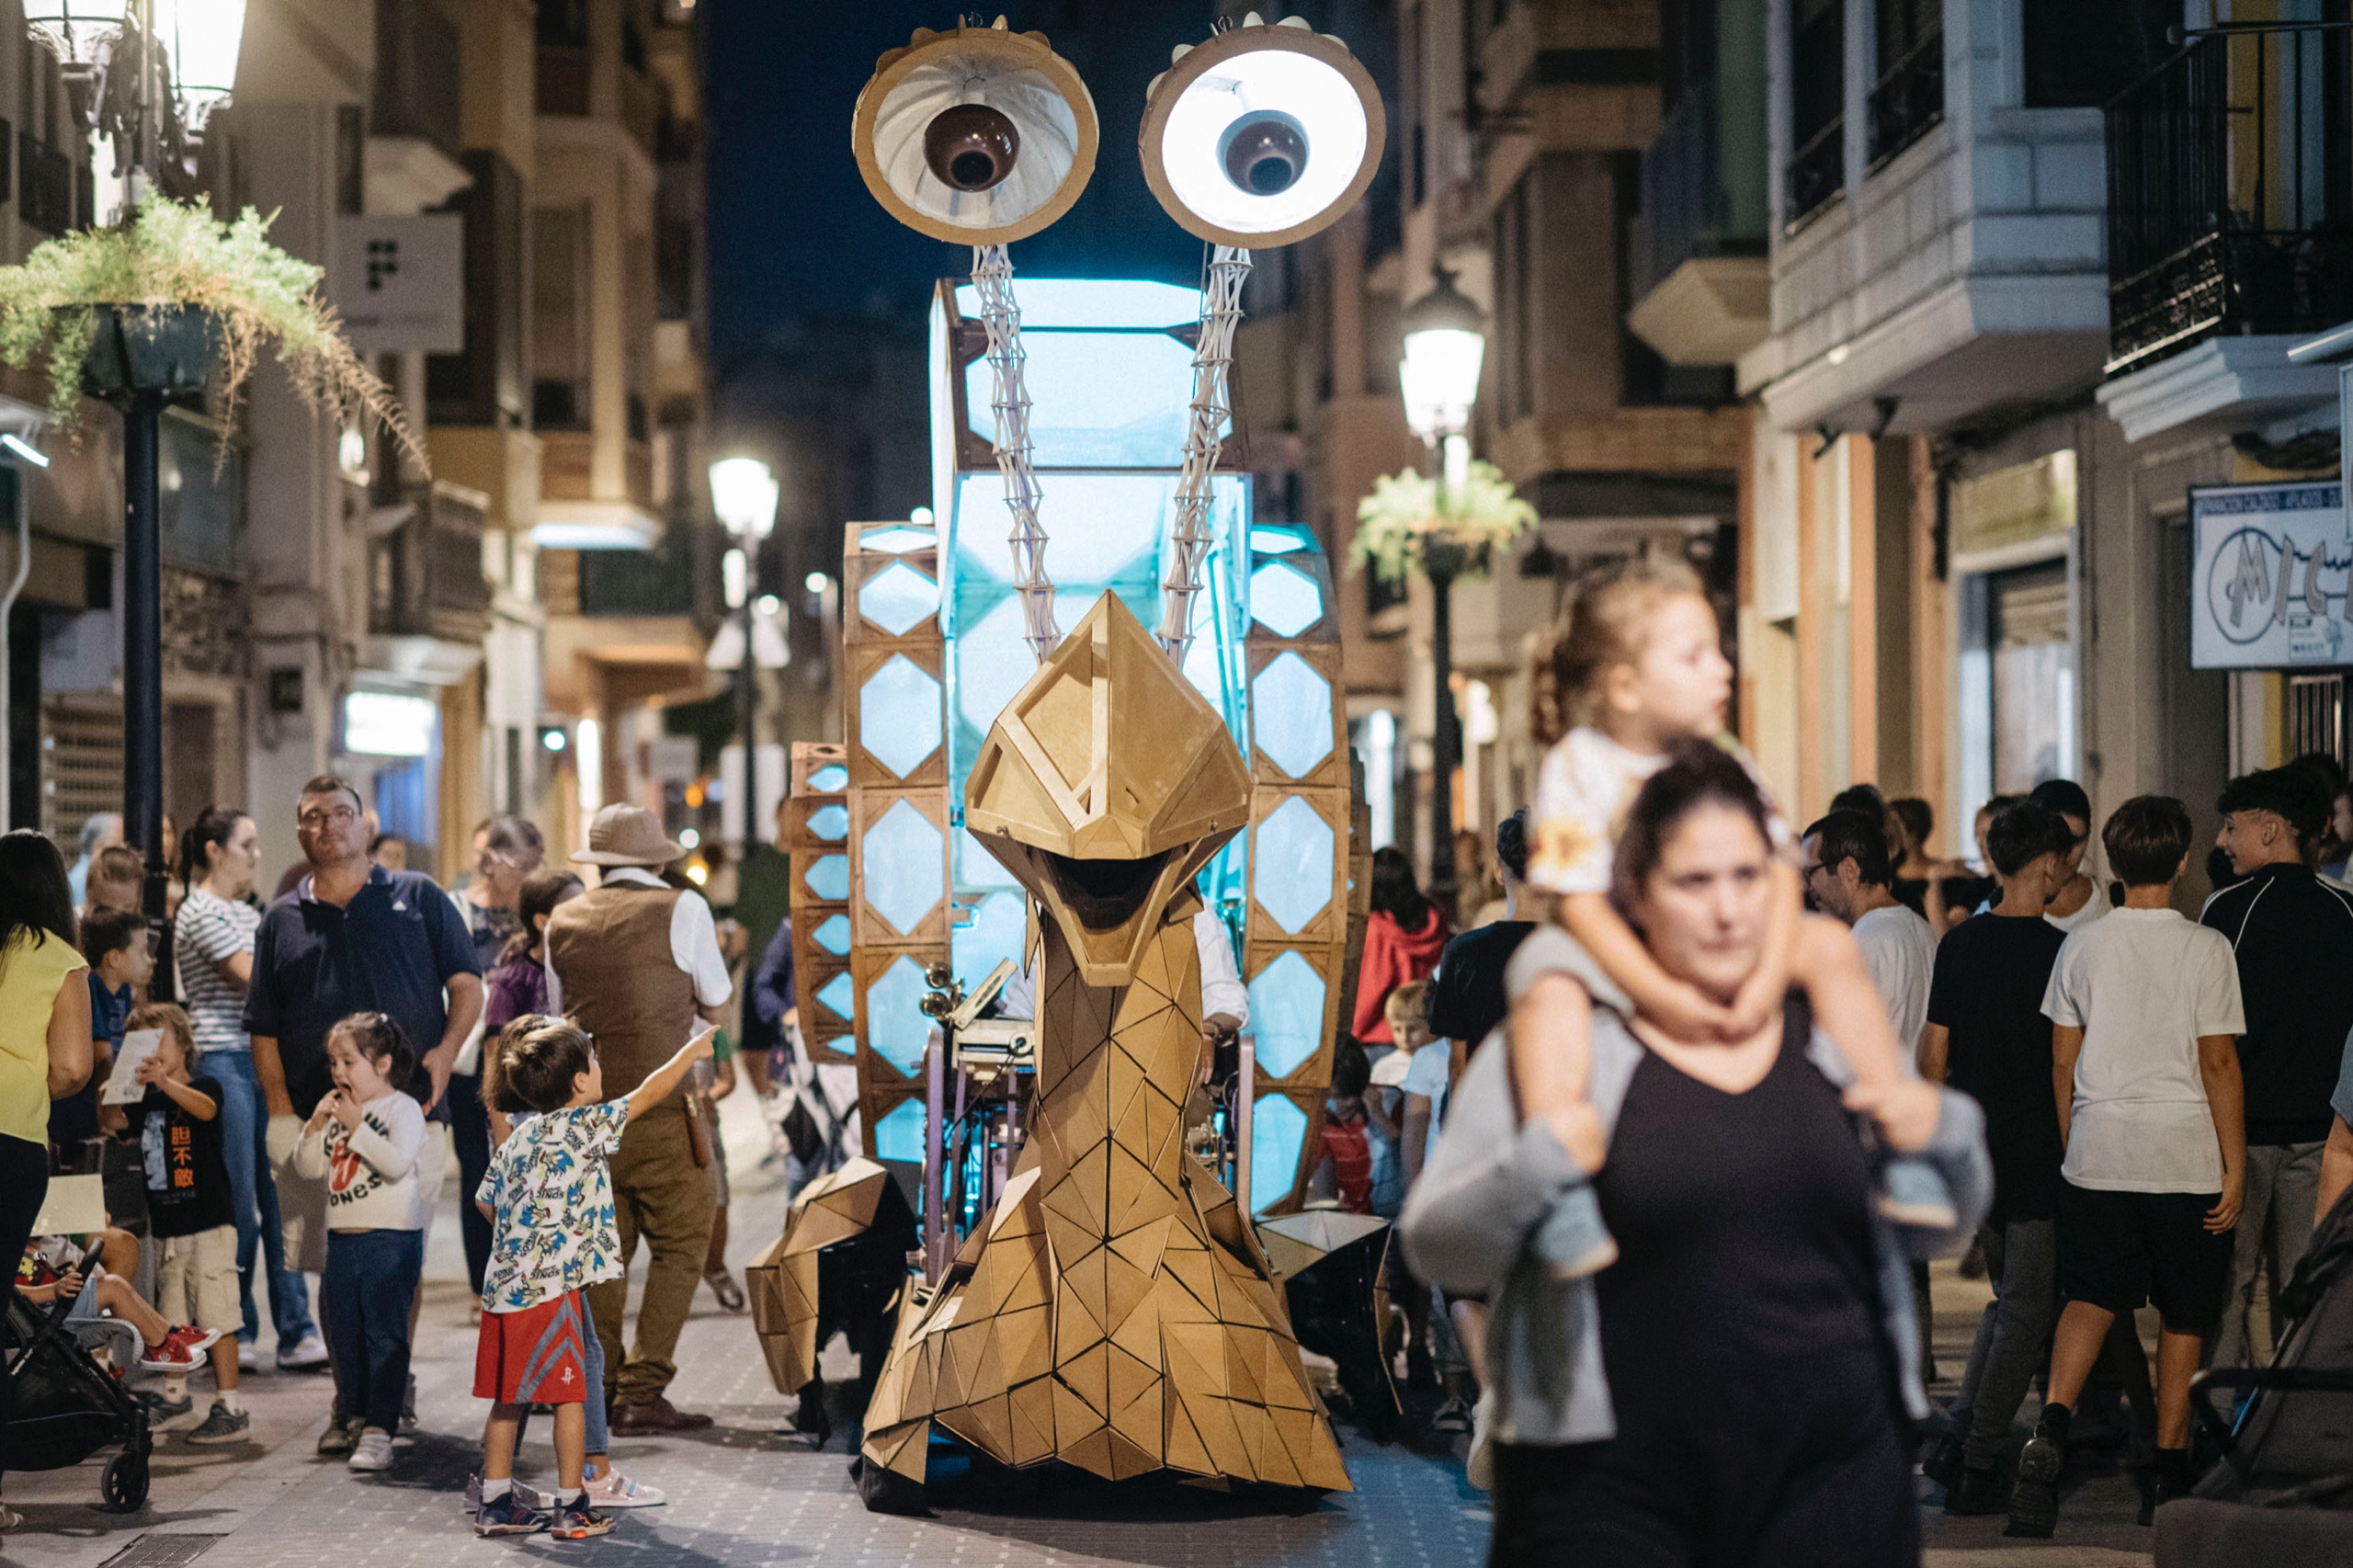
[{"xmin": 0, "ymin": 0, "xmax": 719, "ymax": 885}]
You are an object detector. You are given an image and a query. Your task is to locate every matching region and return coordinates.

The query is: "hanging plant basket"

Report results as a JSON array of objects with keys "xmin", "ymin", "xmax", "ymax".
[
  {"xmin": 0, "ymin": 193, "xmax": 417, "ymax": 466},
  {"xmin": 1349, "ymin": 460, "xmax": 1538, "ymax": 585},
  {"xmin": 76, "ymin": 302, "xmax": 224, "ymax": 402}
]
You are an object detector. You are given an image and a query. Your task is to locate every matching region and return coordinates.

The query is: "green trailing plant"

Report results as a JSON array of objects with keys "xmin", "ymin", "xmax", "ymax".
[
  {"xmin": 0, "ymin": 191, "xmax": 417, "ymax": 464},
  {"xmin": 1350, "ymin": 459, "xmax": 1538, "ymax": 583}
]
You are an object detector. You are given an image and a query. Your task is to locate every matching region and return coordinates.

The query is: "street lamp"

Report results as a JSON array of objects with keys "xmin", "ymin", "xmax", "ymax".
[
  {"xmin": 1397, "ymin": 266, "xmax": 1486, "ymax": 915},
  {"xmin": 25, "ymin": 1, "xmax": 247, "ymax": 924},
  {"xmin": 710, "ymin": 458, "xmax": 778, "ymax": 847}
]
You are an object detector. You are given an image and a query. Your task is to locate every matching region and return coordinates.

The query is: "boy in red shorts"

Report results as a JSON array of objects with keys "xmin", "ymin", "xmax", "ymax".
[{"xmin": 471, "ymin": 1014, "xmax": 712, "ymax": 1539}]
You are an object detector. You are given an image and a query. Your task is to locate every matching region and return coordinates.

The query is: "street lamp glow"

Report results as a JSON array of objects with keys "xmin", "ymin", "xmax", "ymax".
[
  {"xmin": 756, "ymin": 593, "xmax": 780, "ymax": 617},
  {"xmin": 722, "ymin": 547, "xmax": 747, "ymax": 609},
  {"xmin": 709, "ymin": 457, "xmax": 779, "ymax": 540},
  {"xmin": 1398, "ymin": 267, "xmax": 1487, "ymax": 440},
  {"xmin": 804, "ymin": 571, "xmax": 830, "ymax": 595}
]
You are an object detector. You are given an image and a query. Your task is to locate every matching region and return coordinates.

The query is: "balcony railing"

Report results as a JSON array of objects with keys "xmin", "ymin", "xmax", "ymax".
[
  {"xmin": 2106, "ymin": 24, "xmax": 2353, "ymax": 375},
  {"xmin": 1784, "ymin": 117, "xmax": 1843, "ymax": 234},
  {"xmin": 576, "ymin": 516, "xmax": 713, "ymax": 619},
  {"xmin": 369, "ymin": 482, "xmax": 492, "ymax": 645},
  {"xmin": 1636, "ymin": 79, "xmax": 1768, "ymax": 300},
  {"xmin": 1868, "ymin": 28, "xmax": 1943, "ymax": 170}
]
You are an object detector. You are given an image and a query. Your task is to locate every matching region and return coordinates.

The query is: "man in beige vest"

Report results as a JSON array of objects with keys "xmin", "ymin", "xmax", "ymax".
[{"xmin": 547, "ymin": 804, "xmax": 733, "ymax": 1434}]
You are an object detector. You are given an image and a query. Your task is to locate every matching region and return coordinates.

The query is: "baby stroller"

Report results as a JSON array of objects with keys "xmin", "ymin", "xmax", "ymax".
[
  {"xmin": 2, "ymin": 1290, "xmax": 153, "ymax": 1512},
  {"xmin": 2157, "ymin": 1185, "xmax": 2353, "ymax": 1565}
]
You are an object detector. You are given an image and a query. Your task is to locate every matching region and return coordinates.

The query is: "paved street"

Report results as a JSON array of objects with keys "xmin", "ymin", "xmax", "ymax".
[{"xmin": 7, "ymin": 1093, "xmax": 2163, "ymax": 1568}]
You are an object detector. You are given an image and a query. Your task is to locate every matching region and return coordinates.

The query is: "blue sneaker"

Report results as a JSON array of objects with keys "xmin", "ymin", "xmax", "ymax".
[
  {"xmin": 549, "ymin": 1494, "xmax": 614, "ymax": 1540},
  {"xmin": 1879, "ymin": 1156, "xmax": 1958, "ymax": 1230},
  {"xmin": 1533, "ymin": 1182, "xmax": 1618, "ymax": 1279},
  {"xmin": 474, "ymin": 1492, "xmax": 551, "ymax": 1538}
]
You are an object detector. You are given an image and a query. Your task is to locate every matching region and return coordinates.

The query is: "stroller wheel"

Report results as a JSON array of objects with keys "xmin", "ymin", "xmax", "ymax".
[{"xmin": 101, "ymin": 1449, "xmax": 150, "ymax": 1514}]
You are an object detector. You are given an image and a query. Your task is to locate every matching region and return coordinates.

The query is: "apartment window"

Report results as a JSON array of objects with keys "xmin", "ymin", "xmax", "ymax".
[
  {"xmin": 1785, "ymin": 0, "xmax": 1843, "ymax": 231},
  {"xmin": 1868, "ymin": 0, "xmax": 1941, "ymax": 169},
  {"xmin": 1490, "ymin": 176, "xmax": 1533, "ymax": 425},
  {"xmin": 537, "ymin": 0, "xmax": 589, "ymax": 48},
  {"xmin": 2025, "ymin": 0, "xmax": 2179, "ymax": 108},
  {"xmin": 2290, "ymin": 673, "xmax": 2349, "ymax": 770},
  {"xmin": 532, "ymin": 205, "xmax": 590, "ymax": 432}
]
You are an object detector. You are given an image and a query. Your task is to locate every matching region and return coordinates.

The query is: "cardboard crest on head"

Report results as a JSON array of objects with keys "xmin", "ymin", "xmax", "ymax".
[
  {"xmin": 1140, "ymin": 12, "xmax": 1386, "ymax": 249},
  {"xmin": 853, "ymin": 18, "xmax": 1099, "ymax": 246},
  {"xmin": 964, "ymin": 592, "xmax": 1251, "ymax": 987}
]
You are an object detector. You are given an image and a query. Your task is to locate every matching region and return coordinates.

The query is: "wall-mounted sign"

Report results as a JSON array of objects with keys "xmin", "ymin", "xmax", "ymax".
[
  {"xmin": 334, "ymin": 213, "xmax": 464, "ymax": 354},
  {"xmin": 1952, "ymin": 449, "xmax": 2077, "ymax": 559},
  {"xmin": 344, "ymin": 690, "xmax": 438, "ymax": 756},
  {"xmin": 2189, "ymin": 480, "xmax": 2349, "ymax": 669}
]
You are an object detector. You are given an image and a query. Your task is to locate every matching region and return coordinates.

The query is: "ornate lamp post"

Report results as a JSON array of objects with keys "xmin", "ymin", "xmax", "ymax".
[
  {"xmin": 1396, "ymin": 267, "xmax": 1487, "ymax": 913},
  {"xmin": 28, "ymin": 0, "xmax": 248, "ymax": 922},
  {"xmin": 710, "ymin": 457, "xmax": 779, "ymax": 846}
]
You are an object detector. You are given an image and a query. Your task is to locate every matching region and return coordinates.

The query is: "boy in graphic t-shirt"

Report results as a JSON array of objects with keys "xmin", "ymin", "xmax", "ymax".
[
  {"xmin": 2006, "ymin": 796, "xmax": 2245, "ymax": 1540},
  {"xmin": 127, "ymin": 1003, "xmax": 250, "ymax": 1442}
]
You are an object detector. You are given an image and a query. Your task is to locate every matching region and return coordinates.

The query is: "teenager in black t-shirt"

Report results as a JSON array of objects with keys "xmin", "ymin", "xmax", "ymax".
[{"xmin": 1918, "ymin": 803, "xmax": 2076, "ymax": 1514}]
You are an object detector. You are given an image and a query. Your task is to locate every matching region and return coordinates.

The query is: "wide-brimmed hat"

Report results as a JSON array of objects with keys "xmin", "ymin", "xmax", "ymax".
[{"xmin": 571, "ymin": 803, "xmax": 687, "ymax": 868}]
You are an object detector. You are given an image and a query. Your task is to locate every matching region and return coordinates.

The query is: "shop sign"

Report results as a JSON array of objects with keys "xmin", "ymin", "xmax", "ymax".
[
  {"xmin": 2189, "ymin": 480, "xmax": 2349, "ymax": 668},
  {"xmin": 333, "ymin": 214, "xmax": 464, "ymax": 354},
  {"xmin": 1952, "ymin": 450, "xmax": 2076, "ymax": 558}
]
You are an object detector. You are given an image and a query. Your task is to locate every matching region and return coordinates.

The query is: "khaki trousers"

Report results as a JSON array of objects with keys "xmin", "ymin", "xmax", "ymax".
[{"xmin": 585, "ymin": 1106, "xmax": 715, "ymax": 1406}]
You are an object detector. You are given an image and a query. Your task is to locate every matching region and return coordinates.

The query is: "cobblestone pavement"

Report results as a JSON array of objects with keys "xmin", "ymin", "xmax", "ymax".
[{"xmin": 6, "ymin": 1094, "xmax": 2161, "ymax": 1566}]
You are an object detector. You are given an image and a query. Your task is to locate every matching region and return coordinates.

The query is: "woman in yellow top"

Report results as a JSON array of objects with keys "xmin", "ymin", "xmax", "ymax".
[{"xmin": 0, "ymin": 828, "xmax": 95, "ymax": 1534}]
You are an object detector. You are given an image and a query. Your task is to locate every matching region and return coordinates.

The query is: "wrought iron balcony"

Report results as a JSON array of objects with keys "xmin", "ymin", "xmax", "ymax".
[
  {"xmin": 1868, "ymin": 27, "xmax": 1942, "ymax": 170},
  {"xmin": 2106, "ymin": 23, "xmax": 2353, "ymax": 375},
  {"xmin": 369, "ymin": 481, "xmax": 492, "ymax": 645}
]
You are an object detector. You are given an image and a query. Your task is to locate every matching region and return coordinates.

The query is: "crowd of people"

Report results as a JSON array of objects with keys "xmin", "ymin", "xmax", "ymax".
[
  {"xmin": 10, "ymin": 557, "xmax": 2353, "ymax": 1559},
  {"xmin": 0, "ymin": 779, "xmax": 808, "ymax": 1540}
]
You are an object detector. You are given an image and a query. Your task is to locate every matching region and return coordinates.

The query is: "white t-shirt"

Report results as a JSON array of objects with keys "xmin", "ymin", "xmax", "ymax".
[
  {"xmin": 1400, "ymin": 1039, "xmax": 1453, "ymax": 1170},
  {"xmin": 1854, "ymin": 903, "xmax": 1937, "ymax": 1062},
  {"xmin": 2046, "ymin": 876, "xmax": 2111, "ymax": 935},
  {"xmin": 1526, "ymin": 726, "xmax": 1791, "ymax": 896},
  {"xmin": 2041, "ymin": 907, "xmax": 2245, "ymax": 1193},
  {"xmin": 290, "ymin": 1090, "xmax": 427, "ymax": 1232}
]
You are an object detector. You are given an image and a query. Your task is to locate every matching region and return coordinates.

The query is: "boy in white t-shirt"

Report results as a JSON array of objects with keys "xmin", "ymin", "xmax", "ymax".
[{"xmin": 2007, "ymin": 796, "xmax": 2245, "ymax": 1539}]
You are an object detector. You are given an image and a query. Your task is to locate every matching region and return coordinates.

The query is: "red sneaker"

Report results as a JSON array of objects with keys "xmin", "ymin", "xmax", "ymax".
[{"xmin": 138, "ymin": 1324, "xmax": 222, "ymax": 1371}]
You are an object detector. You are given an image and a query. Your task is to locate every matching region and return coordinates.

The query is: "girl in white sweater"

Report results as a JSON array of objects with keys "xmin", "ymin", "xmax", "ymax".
[{"xmin": 293, "ymin": 1013, "xmax": 426, "ymax": 1474}]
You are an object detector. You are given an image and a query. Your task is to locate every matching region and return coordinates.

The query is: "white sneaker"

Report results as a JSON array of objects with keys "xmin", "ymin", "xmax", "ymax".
[
  {"xmin": 1464, "ymin": 1390, "xmax": 1495, "ymax": 1493},
  {"xmin": 347, "ymin": 1427, "xmax": 394, "ymax": 1472},
  {"xmin": 277, "ymin": 1332, "xmax": 330, "ymax": 1370},
  {"xmin": 236, "ymin": 1338, "xmax": 260, "ymax": 1372},
  {"xmin": 582, "ymin": 1467, "xmax": 665, "ymax": 1508}
]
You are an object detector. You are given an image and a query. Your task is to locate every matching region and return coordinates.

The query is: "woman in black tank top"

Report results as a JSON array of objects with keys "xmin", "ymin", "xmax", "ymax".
[{"xmin": 1490, "ymin": 747, "xmax": 1920, "ymax": 1567}]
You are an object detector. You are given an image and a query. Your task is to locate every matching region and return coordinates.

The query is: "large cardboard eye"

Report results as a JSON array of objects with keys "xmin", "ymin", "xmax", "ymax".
[
  {"xmin": 854, "ymin": 20, "xmax": 1097, "ymax": 245},
  {"xmin": 1221, "ymin": 110, "xmax": 1307, "ymax": 196},
  {"xmin": 1141, "ymin": 13, "xmax": 1385, "ymax": 249}
]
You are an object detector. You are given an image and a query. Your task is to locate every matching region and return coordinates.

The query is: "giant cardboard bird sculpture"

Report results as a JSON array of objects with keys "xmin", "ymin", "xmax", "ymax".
[{"xmin": 858, "ymin": 592, "xmax": 1349, "ymax": 1494}]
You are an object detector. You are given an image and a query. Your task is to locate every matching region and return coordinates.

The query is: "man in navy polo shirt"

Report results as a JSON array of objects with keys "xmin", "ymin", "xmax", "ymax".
[{"xmin": 247, "ymin": 774, "xmax": 482, "ymax": 1448}]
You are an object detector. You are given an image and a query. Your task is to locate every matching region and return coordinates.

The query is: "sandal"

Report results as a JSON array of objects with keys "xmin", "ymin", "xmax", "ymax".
[
  {"xmin": 1, "ymin": 1502, "xmax": 24, "ymax": 1532},
  {"xmin": 705, "ymin": 1269, "xmax": 746, "ymax": 1312}
]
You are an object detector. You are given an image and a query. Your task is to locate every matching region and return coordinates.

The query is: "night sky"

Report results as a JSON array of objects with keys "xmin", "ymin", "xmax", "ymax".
[{"xmin": 701, "ymin": 1, "xmax": 1356, "ymax": 343}]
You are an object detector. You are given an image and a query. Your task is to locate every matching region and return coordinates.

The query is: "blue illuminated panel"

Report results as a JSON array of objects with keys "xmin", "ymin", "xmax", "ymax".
[
  {"xmin": 858, "ymin": 561, "xmax": 941, "ymax": 638},
  {"xmin": 1248, "ymin": 560, "xmax": 1324, "ymax": 639},
  {"xmin": 1252, "ymin": 795, "xmax": 1334, "ymax": 935},
  {"xmin": 860, "ymin": 799, "xmax": 945, "ymax": 937},
  {"xmin": 814, "ymin": 971, "xmax": 856, "ymax": 1027},
  {"xmin": 1247, "ymin": 950, "xmax": 1328, "ymax": 1079},
  {"xmin": 809, "ymin": 764, "xmax": 848, "ymax": 793},
  {"xmin": 868, "ymin": 954, "xmax": 934, "ymax": 1076},
  {"xmin": 1250, "ymin": 1095, "xmax": 1308, "ymax": 1217},
  {"xmin": 858, "ymin": 654, "xmax": 943, "ymax": 779},
  {"xmin": 807, "ymin": 803, "xmax": 848, "ymax": 841},
  {"xmin": 1250, "ymin": 652, "xmax": 1333, "ymax": 779},
  {"xmin": 813, "ymin": 914, "xmax": 852, "ymax": 956},
  {"xmin": 875, "ymin": 1098, "xmax": 927, "ymax": 1164},
  {"xmin": 804, "ymin": 854, "xmax": 851, "ymax": 902}
]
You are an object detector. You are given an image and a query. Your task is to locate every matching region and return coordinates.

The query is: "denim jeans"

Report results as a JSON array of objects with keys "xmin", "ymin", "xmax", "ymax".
[
  {"xmin": 201, "ymin": 1049, "xmax": 317, "ymax": 1346},
  {"xmin": 322, "ymin": 1228, "xmax": 423, "ymax": 1434},
  {"xmin": 446, "ymin": 1071, "xmax": 493, "ymax": 1295}
]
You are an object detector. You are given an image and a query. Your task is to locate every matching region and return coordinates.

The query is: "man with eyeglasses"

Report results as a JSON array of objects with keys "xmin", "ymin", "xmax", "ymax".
[{"xmin": 244, "ymin": 773, "xmax": 483, "ymax": 1455}]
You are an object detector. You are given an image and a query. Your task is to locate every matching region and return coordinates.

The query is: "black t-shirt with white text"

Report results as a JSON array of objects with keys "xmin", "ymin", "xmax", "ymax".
[
  {"xmin": 131, "ymin": 1074, "xmax": 235, "ymax": 1238},
  {"xmin": 1926, "ymin": 913, "xmax": 2069, "ymax": 1222}
]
